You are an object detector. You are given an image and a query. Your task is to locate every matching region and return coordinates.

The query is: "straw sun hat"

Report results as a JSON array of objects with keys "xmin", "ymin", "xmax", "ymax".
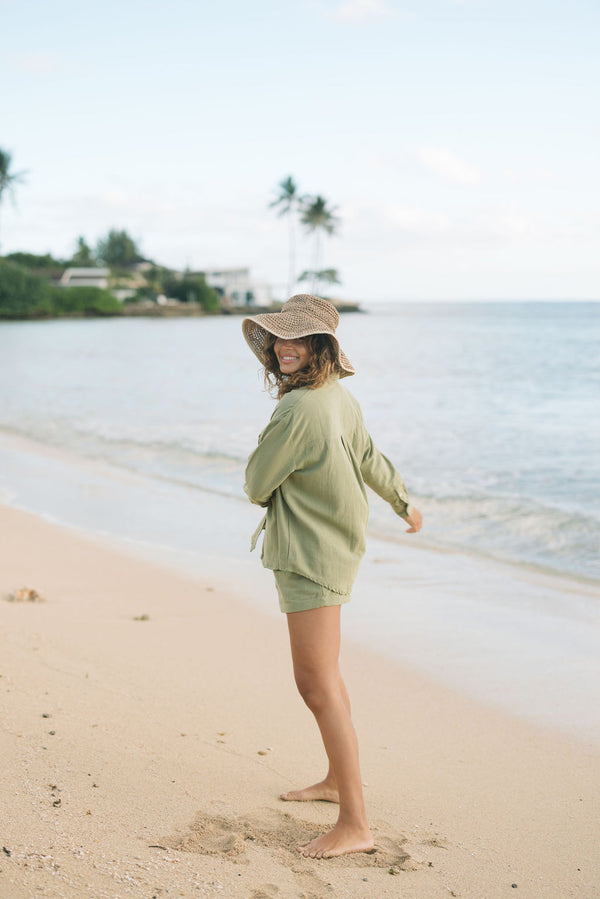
[{"xmin": 242, "ymin": 294, "xmax": 355, "ymax": 378}]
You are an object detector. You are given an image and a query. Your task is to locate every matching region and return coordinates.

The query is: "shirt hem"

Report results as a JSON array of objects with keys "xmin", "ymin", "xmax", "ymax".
[{"xmin": 266, "ymin": 564, "xmax": 353, "ymax": 596}]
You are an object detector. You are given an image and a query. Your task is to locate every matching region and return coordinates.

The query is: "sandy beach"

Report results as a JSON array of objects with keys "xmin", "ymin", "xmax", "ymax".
[{"xmin": 1, "ymin": 502, "xmax": 599, "ymax": 899}]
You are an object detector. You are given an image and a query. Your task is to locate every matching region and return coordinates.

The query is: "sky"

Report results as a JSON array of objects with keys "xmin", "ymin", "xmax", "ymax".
[{"xmin": 1, "ymin": 0, "xmax": 599, "ymax": 301}]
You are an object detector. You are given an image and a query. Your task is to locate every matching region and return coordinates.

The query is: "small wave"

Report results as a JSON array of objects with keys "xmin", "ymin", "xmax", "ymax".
[
  {"xmin": 2, "ymin": 423, "xmax": 598, "ymax": 584},
  {"xmin": 368, "ymin": 492, "xmax": 600, "ymax": 584},
  {"xmin": 66, "ymin": 426, "xmax": 250, "ymax": 467},
  {"xmin": 0, "ymin": 420, "xmax": 248, "ymax": 472},
  {"xmin": 0, "ymin": 422, "xmax": 248, "ymax": 504}
]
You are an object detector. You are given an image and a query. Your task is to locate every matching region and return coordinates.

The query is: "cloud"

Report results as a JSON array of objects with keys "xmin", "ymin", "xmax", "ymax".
[
  {"xmin": 417, "ymin": 147, "xmax": 482, "ymax": 185},
  {"xmin": 9, "ymin": 52, "xmax": 63, "ymax": 74},
  {"xmin": 343, "ymin": 201, "xmax": 544, "ymax": 250},
  {"xmin": 324, "ymin": 0, "xmax": 397, "ymax": 24},
  {"xmin": 384, "ymin": 204, "xmax": 453, "ymax": 236}
]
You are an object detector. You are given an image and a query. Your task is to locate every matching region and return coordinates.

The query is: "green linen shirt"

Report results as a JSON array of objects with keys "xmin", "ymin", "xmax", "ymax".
[{"xmin": 244, "ymin": 378, "xmax": 412, "ymax": 595}]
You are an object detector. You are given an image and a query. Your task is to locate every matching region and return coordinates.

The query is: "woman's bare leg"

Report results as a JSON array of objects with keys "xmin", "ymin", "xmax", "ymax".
[
  {"xmin": 285, "ymin": 605, "xmax": 374, "ymax": 858},
  {"xmin": 280, "ymin": 674, "xmax": 349, "ymax": 803}
]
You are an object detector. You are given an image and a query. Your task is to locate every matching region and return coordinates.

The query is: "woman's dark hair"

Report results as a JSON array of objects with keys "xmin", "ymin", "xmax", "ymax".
[{"xmin": 263, "ymin": 332, "xmax": 343, "ymax": 398}]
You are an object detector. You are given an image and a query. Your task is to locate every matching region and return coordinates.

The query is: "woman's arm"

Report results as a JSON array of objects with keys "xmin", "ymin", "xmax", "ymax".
[
  {"xmin": 360, "ymin": 432, "xmax": 422, "ymax": 533},
  {"xmin": 244, "ymin": 411, "xmax": 299, "ymax": 507}
]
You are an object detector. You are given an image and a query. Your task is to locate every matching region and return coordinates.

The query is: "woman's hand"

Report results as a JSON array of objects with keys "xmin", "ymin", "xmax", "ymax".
[{"xmin": 404, "ymin": 506, "xmax": 423, "ymax": 534}]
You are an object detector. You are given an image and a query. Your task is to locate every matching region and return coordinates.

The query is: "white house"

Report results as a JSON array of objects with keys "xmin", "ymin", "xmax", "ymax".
[
  {"xmin": 59, "ymin": 268, "xmax": 110, "ymax": 289},
  {"xmin": 202, "ymin": 268, "xmax": 272, "ymax": 307}
]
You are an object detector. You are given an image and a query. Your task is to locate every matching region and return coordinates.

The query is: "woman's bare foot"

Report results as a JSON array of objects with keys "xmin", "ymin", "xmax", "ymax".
[
  {"xmin": 280, "ymin": 778, "xmax": 339, "ymax": 803},
  {"xmin": 298, "ymin": 822, "xmax": 374, "ymax": 859}
]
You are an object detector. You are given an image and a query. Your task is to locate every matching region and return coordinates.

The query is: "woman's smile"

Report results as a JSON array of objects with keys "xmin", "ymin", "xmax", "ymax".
[{"xmin": 274, "ymin": 337, "xmax": 310, "ymax": 374}]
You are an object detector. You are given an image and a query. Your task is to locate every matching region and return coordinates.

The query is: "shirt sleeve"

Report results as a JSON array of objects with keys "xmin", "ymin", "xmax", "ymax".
[
  {"xmin": 360, "ymin": 430, "xmax": 412, "ymax": 519},
  {"xmin": 244, "ymin": 410, "xmax": 299, "ymax": 507}
]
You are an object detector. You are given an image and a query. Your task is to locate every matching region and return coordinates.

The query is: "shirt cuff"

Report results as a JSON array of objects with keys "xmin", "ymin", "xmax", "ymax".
[{"xmin": 391, "ymin": 490, "xmax": 411, "ymax": 519}]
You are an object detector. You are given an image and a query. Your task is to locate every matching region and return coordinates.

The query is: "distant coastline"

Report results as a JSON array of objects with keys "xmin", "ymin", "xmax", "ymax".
[
  {"xmin": 0, "ymin": 298, "xmax": 363, "ymax": 321},
  {"xmin": 0, "ymin": 246, "xmax": 360, "ymax": 321},
  {"xmin": 0, "ymin": 253, "xmax": 364, "ymax": 321},
  {"xmin": 119, "ymin": 299, "xmax": 363, "ymax": 318}
]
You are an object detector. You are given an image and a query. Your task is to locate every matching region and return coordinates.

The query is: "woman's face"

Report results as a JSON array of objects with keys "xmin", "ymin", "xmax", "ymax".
[{"xmin": 273, "ymin": 336, "xmax": 311, "ymax": 374}]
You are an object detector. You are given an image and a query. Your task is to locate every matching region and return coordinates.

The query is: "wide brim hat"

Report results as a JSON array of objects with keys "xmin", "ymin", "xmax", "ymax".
[{"xmin": 242, "ymin": 294, "xmax": 355, "ymax": 377}]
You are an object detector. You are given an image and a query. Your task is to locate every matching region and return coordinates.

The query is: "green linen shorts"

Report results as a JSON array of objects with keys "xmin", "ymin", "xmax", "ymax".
[{"xmin": 273, "ymin": 569, "xmax": 351, "ymax": 614}]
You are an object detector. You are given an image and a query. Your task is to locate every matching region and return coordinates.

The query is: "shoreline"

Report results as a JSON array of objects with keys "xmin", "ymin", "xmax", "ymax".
[
  {"xmin": 0, "ymin": 299, "xmax": 364, "ymax": 322},
  {"xmin": 1, "ymin": 420, "xmax": 597, "ymax": 590},
  {"xmin": 1, "ymin": 503, "xmax": 599, "ymax": 898},
  {"xmin": 2, "ymin": 423, "xmax": 600, "ymax": 748}
]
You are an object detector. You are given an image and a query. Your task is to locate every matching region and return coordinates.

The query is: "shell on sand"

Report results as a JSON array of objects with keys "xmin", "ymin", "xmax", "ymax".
[{"xmin": 6, "ymin": 586, "xmax": 45, "ymax": 603}]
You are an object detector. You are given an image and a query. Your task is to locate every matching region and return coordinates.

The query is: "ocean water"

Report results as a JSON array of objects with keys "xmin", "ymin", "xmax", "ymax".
[
  {"xmin": 2, "ymin": 304, "xmax": 600, "ymax": 742},
  {"xmin": 1, "ymin": 302, "xmax": 598, "ymax": 582}
]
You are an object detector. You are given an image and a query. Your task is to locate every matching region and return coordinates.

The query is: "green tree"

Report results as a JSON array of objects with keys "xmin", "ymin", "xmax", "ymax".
[
  {"xmin": 96, "ymin": 229, "xmax": 143, "ymax": 266},
  {"xmin": 51, "ymin": 285, "xmax": 121, "ymax": 316},
  {"xmin": 5, "ymin": 251, "xmax": 65, "ymax": 271},
  {"xmin": 0, "ymin": 259, "xmax": 53, "ymax": 318},
  {"xmin": 140, "ymin": 264, "xmax": 172, "ymax": 298},
  {"xmin": 0, "ymin": 148, "xmax": 27, "ymax": 251},
  {"xmin": 162, "ymin": 273, "xmax": 221, "ymax": 312},
  {"xmin": 71, "ymin": 236, "xmax": 95, "ymax": 266},
  {"xmin": 269, "ymin": 175, "xmax": 300, "ymax": 298},
  {"xmin": 299, "ymin": 196, "xmax": 340, "ymax": 294},
  {"xmin": 0, "ymin": 259, "xmax": 121, "ymax": 319}
]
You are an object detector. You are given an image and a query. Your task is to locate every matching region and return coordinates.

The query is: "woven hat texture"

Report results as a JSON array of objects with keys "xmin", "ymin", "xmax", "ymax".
[{"xmin": 242, "ymin": 294, "xmax": 355, "ymax": 377}]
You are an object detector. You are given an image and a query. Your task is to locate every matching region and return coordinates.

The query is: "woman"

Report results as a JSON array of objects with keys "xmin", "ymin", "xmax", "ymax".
[{"xmin": 243, "ymin": 294, "xmax": 422, "ymax": 859}]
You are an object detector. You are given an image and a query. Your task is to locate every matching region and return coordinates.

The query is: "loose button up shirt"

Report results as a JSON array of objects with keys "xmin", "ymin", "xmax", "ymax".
[{"xmin": 244, "ymin": 378, "xmax": 411, "ymax": 595}]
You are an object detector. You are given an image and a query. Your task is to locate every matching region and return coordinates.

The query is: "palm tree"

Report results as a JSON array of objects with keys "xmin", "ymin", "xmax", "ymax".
[
  {"xmin": 0, "ymin": 149, "xmax": 26, "ymax": 252},
  {"xmin": 269, "ymin": 175, "xmax": 300, "ymax": 298},
  {"xmin": 298, "ymin": 268, "xmax": 341, "ymax": 294},
  {"xmin": 71, "ymin": 236, "xmax": 95, "ymax": 266},
  {"xmin": 299, "ymin": 195, "xmax": 340, "ymax": 294}
]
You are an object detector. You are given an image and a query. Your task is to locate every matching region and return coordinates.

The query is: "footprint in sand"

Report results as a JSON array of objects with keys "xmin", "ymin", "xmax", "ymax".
[
  {"xmin": 290, "ymin": 867, "xmax": 334, "ymax": 896},
  {"xmin": 167, "ymin": 807, "xmax": 418, "ymax": 871},
  {"xmin": 173, "ymin": 814, "xmax": 247, "ymax": 859}
]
